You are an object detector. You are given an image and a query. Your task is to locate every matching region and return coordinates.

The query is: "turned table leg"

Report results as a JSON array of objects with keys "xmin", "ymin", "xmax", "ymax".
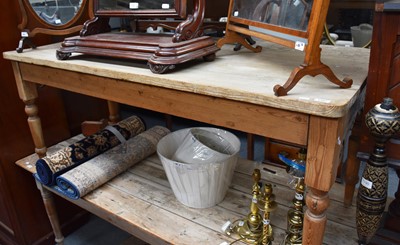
[
  {"xmin": 107, "ymin": 100, "xmax": 120, "ymax": 124},
  {"xmin": 13, "ymin": 62, "xmax": 65, "ymax": 245},
  {"xmin": 302, "ymin": 115, "xmax": 345, "ymax": 244},
  {"xmin": 303, "ymin": 188, "xmax": 330, "ymax": 244},
  {"xmin": 25, "ymin": 100, "xmax": 47, "ymax": 157},
  {"xmin": 25, "ymin": 98, "xmax": 65, "ymax": 245},
  {"xmin": 36, "ymin": 181, "xmax": 65, "ymax": 245}
]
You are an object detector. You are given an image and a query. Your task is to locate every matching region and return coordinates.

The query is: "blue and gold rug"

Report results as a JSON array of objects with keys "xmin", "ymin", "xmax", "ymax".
[{"xmin": 35, "ymin": 116, "xmax": 146, "ymax": 186}]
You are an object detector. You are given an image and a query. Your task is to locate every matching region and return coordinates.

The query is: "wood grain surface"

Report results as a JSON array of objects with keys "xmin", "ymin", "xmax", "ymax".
[
  {"xmin": 16, "ymin": 137, "xmax": 376, "ymax": 245},
  {"xmin": 3, "ymin": 40, "xmax": 369, "ymax": 118}
]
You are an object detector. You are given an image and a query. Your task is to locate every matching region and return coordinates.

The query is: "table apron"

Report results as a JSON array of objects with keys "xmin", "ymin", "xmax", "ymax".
[{"xmin": 19, "ymin": 62, "xmax": 309, "ymax": 145}]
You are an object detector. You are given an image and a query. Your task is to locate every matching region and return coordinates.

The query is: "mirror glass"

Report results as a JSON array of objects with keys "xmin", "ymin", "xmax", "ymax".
[
  {"xmin": 29, "ymin": 0, "xmax": 84, "ymax": 26},
  {"xmin": 97, "ymin": 0, "xmax": 175, "ymax": 11},
  {"xmin": 231, "ymin": 0, "xmax": 314, "ymax": 32}
]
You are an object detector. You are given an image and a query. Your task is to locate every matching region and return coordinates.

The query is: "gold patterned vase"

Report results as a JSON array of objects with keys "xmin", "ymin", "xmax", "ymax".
[{"xmin": 356, "ymin": 98, "xmax": 400, "ymax": 244}]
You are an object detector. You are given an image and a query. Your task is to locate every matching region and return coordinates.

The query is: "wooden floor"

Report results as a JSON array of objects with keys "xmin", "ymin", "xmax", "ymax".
[{"xmin": 18, "ymin": 137, "xmax": 373, "ymax": 245}]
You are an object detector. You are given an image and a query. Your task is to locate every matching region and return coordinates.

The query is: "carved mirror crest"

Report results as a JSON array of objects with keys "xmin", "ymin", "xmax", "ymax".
[
  {"xmin": 17, "ymin": 0, "xmax": 92, "ymax": 52},
  {"xmin": 217, "ymin": 0, "xmax": 353, "ymax": 96}
]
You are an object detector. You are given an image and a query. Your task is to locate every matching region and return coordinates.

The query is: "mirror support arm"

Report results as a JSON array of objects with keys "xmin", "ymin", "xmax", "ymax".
[
  {"xmin": 16, "ymin": 35, "xmax": 36, "ymax": 53},
  {"xmin": 173, "ymin": 0, "xmax": 205, "ymax": 42},
  {"xmin": 80, "ymin": 17, "xmax": 111, "ymax": 37}
]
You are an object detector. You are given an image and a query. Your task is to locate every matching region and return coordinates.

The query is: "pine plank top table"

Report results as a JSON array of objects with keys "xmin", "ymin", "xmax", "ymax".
[{"xmin": 4, "ymin": 41, "xmax": 370, "ymax": 244}]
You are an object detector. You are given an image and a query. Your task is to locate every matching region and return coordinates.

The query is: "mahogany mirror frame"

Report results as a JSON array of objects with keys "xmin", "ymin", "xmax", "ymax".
[
  {"xmin": 93, "ymin": 0, "xmax": 187, "ymax": 18},
  {"xmin": 56, "ymin": 0, "xmax": 220, "ymax": 74},
  {"xmin": 17, "ymin": 0, "xmax": 93, "ymax": 52},
  {"xmin": 217, "ymin": 0, "xmax": 353, "ymax": 96}
]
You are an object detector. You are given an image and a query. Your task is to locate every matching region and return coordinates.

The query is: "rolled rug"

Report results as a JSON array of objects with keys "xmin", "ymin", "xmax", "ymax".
[
  {"xmin": 54, "ymin": 126, "xmax": 170, "ymax": 199},
  {"xmin": 35, "ymin": 115, "xmax": 145, "ymax": 186}
]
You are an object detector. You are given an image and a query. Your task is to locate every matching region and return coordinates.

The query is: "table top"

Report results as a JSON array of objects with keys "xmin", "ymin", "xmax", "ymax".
[{"xmin": 3, "ymin": 41, "xmax": 370, "ymax": 118}]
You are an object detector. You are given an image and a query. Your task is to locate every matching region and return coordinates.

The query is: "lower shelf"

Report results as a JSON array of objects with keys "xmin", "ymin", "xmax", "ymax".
[{"xmin": 16, "ymin": 135, "xmax": 375, "ymax": 244}]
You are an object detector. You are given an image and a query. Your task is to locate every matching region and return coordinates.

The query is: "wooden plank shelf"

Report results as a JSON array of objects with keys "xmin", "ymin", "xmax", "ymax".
[{"xmin": 16, "ymin": 136, "xmax": 370, "ymax": 245}]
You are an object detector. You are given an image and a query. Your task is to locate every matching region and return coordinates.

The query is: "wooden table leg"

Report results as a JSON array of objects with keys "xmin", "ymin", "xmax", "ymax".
[
  {"xmin": 12, "ymin": 62, "xmax": 65, "ymax": 244},
  {"xmin": 25, "ymin": 99, "xmax": 65, "ymax": 245},
  {"xmin": 36, "ymin": 181, "xmax": 65, "ymax": 245},
  {"xmin": 343, "ymin": 133, "xmax": 361, "ymax": 207},
  {"xmin": 107, "ymin": 100, "xmax": 120, "ymax": 124},
  {"xmin": 25, "ymin": 99, "xmax": 47, "ymax": 158},
  {"xmin": 303, "ymin": 188, "xmax": 329, "ymax": 244},
  {"xmin": 165, "ymin": 114, "xmax": 173, "ymax": 130},
  {"xmin": 302, "ymin": 116, "xmax": 345, "ymax": 244},
  {"xmin": 247, "ymin": 133, "xmax": 254, "ymax": 160}
]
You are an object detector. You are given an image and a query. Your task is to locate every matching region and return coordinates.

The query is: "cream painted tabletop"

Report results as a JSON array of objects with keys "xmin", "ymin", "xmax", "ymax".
[{"xmin": 3, "ymin": 40, "xmax": 370, "ymax": 118}]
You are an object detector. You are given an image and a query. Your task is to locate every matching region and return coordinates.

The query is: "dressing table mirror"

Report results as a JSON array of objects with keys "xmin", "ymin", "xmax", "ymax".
[
  {"xmin": 17, "ymin": 0, "xmax": 92, "ymax": 52},
  {"xmin": 217, "ymin": 0, "xmax": 353, "ymax": 96},
  {"xmin": 56, "ymin": 0, "xmax": 219, "ymax": 73}
]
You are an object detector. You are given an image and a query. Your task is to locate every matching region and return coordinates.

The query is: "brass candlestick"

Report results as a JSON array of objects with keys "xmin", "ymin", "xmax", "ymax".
[
  {"xmin": 258, "ymin": 183, "xmax": 277, "ymax": 245},
  {"xmin": 356, "ymin": 98, "xmax": 400, "ymax": 244},
  {"xmin": 285, "ymin": 177, "xmax": 305, "ymax": 245},
  {"xmin": 225, "ymin": 169, "xmax": 263, "ymax": 243},
  {"xmin": 247, "ymin": 169, "xmax": 263, "ymax": 238},
  {"xmin": 223, "ymin": 169, "xmax": 277, "ymax": 244},
  {"xmin": 282, "ymin": 149, "xmax": 306, "ymax": 245}
]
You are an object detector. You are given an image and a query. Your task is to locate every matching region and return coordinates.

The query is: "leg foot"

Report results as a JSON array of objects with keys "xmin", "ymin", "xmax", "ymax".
[
  {"xmin": 56, "ymin": 50, "xmax": 71, "ymax": 60},
  {"xmin": 148, "ymin": 63, "xmax": 175, "ymax": 74},
  {"xmin": 36, "ymin": 181, "xmax": 65, "ymax": 245},
  {"xmin": 274, "ymin": 63, "xmax": 353, "ymax": 96},
  {"xmin": 303, "ymin": 188, "xmax": 329, "ymax": 244}
]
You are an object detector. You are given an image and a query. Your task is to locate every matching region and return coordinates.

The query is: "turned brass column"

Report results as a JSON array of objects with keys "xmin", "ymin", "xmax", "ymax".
[
  {"xmin": 226, "ymin": 169, "xmax": 263, "ymax": 243},
  {"xmin": 222, "ymin": 169, "xmax": 277, "ymax": 244},
  {"xmin": 356, "ymin": 98, "xmax": 400, "ymax": 244},
  {"xmin": 285, "ymin": 177, "xmax": 305, "ymax": 245},
  {"xmin": 259, "ymin": 183, "xmax": 276, "ymax": 245},
  {"xmin": 282, "ymin": 149, "xmax": 306, "ymax": 245}
]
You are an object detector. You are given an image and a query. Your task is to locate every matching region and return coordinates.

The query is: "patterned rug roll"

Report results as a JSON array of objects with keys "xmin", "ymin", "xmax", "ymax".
[
  {"xmin": 36, "ymin": 116, "xmax": 145, "ymax": 186},
  {"xmin": 54, "ymin": 126, "xmax": 170, "ymax": 199}
]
